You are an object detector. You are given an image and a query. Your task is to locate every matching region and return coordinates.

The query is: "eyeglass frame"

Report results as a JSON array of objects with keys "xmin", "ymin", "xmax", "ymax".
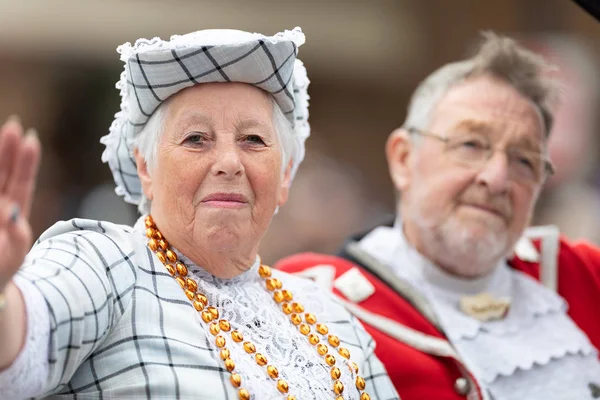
[{"xmin": 406, "ymin": 127, "xmax": 555, "ymax": 184}]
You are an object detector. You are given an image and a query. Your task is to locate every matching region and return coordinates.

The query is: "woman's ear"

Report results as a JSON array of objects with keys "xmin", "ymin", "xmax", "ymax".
[
  {"xmin": 386, "ymin": 128, "xmax": 414, "ymax": 191},
  {"xmin": 134, "ymin": 148, "xmax": 154, "ymax": 201},
  {"xmin": 277, "ymin": 159, "xmax": 293, "ymax": 207}
]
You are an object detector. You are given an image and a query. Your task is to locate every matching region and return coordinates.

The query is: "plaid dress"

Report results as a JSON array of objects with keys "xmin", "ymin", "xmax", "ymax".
[{"xmin": 2, "ymin": 217, "xmax": 400, "ymax": 400}]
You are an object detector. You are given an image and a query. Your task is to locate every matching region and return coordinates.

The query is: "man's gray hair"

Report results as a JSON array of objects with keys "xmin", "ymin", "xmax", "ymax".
[
  {"xmin": 132, "ymin": 96, "xmax": 296, "ymax": 215},
  {"xmin": 402, "ymin": 31, "xmax": 560, "ymax": 136}
]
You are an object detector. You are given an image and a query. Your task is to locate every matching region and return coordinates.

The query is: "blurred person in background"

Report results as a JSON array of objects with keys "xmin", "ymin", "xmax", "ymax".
[
  {"xmin": 278, "ymin": 32, "xmax": 600, "ymax": 400},
  {"xmin": 524, "ymin": 34, "xmax": 600, "ymax": 243},
  {"xmin": 0, "ymin": 27, "xmax": 399, "ymax": 399},
  {"xmin": 260, "ymin": 149, "xmax": 386, "ymax": 265}
]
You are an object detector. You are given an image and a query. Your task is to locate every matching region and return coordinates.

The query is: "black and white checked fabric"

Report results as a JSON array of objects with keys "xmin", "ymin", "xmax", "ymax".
[
  {"xmin": 101, "ymin": 27, "xmax": 310, "ymax": 206},
  {"xmin": 12, "ymin": 217, "xmax": 400, "ymax": 399}
]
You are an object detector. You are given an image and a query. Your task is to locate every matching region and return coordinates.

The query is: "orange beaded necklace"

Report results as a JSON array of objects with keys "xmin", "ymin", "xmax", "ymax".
[{"xmin": 144, "ymin": 216, "xmax": 371, "ymax": 400}]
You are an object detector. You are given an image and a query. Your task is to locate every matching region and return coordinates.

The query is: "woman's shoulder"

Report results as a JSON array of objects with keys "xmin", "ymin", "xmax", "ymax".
[{"xmin": 32, "ymin": 218, "xmax": 142, "ymax": 265}]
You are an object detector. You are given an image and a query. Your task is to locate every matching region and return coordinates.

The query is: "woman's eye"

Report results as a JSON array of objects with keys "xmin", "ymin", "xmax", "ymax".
[
  {"xmin": 184, "ymin": 134, "xmax": 205, "ymax": 145},
  {"xmin": 244, "ymin": 135, "xmax": 265, "ymax": 145}
]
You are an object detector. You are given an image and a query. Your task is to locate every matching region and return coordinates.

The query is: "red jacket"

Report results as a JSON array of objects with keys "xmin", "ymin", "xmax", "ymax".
[{"xmin": 275, "ymin": 233, "xmax": 600, "ymax": 400}]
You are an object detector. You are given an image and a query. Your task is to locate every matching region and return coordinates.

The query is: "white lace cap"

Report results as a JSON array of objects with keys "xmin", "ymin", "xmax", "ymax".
[{"xmin": 100, "ymin": 27, "xmax": 310, "ymax": 205}]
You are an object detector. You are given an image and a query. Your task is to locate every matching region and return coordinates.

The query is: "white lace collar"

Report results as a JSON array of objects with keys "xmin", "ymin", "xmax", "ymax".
[{"xmin": 357, "ymin": 221, "xmax": 600, "ymax": 399}]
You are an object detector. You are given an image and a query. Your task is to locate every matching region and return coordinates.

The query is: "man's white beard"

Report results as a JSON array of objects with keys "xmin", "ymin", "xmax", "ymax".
[{"xmin": 413, "ymin": 210, "xmax": 511, "ymax": 277}]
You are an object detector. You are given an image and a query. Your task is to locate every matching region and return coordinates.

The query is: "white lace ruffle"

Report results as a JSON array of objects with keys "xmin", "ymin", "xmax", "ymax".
[
  {"xmin": 0, "ymin": 276, "xmax": 50, "ymax": 399},
  {"xmin": 168, "ymin": 245, "xmax": 366, "ymax": 399},
  {"xmin": 433, "ymin": 269, "xmax": 566, "ymax": 342},
  {"xmin": 357, "ymin": 221, "xmax": 600, "ymax": 399},
  {"xmin": 488, "ymin": 352, "xmax": 600, "ymax": 400}
]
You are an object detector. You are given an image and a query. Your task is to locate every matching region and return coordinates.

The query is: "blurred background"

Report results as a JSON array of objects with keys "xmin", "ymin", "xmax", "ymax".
[{"xmin": 1, "ymin": 0, "xmax": 599, "ymax": 264}]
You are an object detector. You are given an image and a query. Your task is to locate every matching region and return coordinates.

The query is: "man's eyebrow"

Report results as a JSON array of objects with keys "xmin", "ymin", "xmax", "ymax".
[{"xmin": 452, "ymin": 119, "xmax": 491, "ymax": 133}]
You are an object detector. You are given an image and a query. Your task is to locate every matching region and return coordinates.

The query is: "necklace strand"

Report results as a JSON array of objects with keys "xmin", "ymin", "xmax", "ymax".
[{"xmin": 144, "ymin": 215, "xmax": 370, "ymax": 400}]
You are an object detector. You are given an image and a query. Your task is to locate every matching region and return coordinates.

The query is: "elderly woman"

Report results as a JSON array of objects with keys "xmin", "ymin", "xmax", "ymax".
[{"xmin": 0, "ymin": 28, "xmax": 399, "ymax": 400}]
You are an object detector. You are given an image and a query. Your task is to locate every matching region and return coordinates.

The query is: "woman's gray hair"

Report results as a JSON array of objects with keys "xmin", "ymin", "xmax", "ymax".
[
  {"xmin": 132, "ymin": 95, "xmax": 296, "ymax": 215},
  {"xmin": 403, "ymin": 31, "xmax": 560, "ymax": 136}
]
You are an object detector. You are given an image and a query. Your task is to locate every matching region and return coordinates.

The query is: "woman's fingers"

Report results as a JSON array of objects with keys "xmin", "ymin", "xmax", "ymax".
[
  {"xmin": 6, "ymin": 130, "xmax": 41, "ymax": 220},
  {"xmin": 0, "ymin": 199, "xmax": 32, "ymax": 288},
  {"xmin": 0, "ymin": 117, "xmax": 23, "ymax": 194}
]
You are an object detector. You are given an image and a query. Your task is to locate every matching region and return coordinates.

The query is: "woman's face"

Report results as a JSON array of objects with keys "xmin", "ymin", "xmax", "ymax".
[{"xmin": 136, "ymin": 83, "xmax": 291, "ymax": 256}]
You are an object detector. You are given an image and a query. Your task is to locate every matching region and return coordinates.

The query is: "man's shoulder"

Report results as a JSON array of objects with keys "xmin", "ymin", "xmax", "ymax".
[{"xmin": 275, "ymin": 252, "xmax": 357, "ymax": 275}]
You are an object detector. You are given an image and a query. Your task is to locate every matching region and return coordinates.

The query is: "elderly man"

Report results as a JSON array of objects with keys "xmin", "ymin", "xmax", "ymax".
[{"xmin": 277, "ymin": 32, "xmax": 600, "ymax": 400}]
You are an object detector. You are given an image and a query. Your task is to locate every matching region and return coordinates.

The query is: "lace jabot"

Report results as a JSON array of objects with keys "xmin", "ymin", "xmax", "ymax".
[
  {"xmin": 133, "ymin": 218, "xmax": 370, "ymax": 400},
  {"xmin": 357, "ymin": 222, "xmax": 600, "ymax": 400}
]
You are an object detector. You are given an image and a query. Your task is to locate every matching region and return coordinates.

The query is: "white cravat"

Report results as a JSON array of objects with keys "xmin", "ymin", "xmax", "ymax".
[{"xmin": 357, "ymin": 222, "xmax": 600, "ymax": 400}]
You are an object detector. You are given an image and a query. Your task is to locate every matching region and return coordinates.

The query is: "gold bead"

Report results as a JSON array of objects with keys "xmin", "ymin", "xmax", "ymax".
[
  {"xmin": 148, "ymin": 238, "xmax": 159, "ymax": 252},
  {"xmin": 184, "ymin": 289, "xmax": 195, "ymax": 300},
  {"xmin": 176, "ymin": 262, "xmax": 188, "ymax": 277},
  {"xmin": 331, "ymin": 366, "xmax": 341, "ymax": 380},
  {"xmin": 193, "ymin": 300, "xmax": 205, "ymax": 311},
  {"xmin": 258, "ymin": 265, "xmax": 272, "ymax": 278},
  {"xmin": 220, "ymin": 348, "xmax": 230, "ymax": 360},
  {"xmin": 316, "ymin": 323, "xmax": 329, "ymax": 335},
  {"xmin": 145, "ymin": 216, "xmax": 154, "ymax": 228},
  {"xmin": 156, "ymin": 251, "xmax": 167, "ymax": 264},
  {"xmin": 146, "ymin": 227, "xmax": 156, "ymax": 238},
  {"xmin": 238, "ymin": 388, "xmax": 249, "ymax": 400},
  {"xmin": 305, "ymin": 313, "xmax": 317, "ymax": 325},
  {"xmin": 338, "ymin": 347, "xmax": 350, "ymax": 359},
  {"xmin": 356, "ymin": 376, "xmax": 366, "ymax": 391},
  {"xmin": 281, "ymin": 290, "xmax": 293, "ymax": 301},
  {"xmin": 186, "ymin": 278, "xmax": 198, "ymax": 292},
  {"xmin": 277, "ymin": 379, "xmax": 289, "ymax": 393},
  {"xmin": 292, "ymin": 303, "xmax": 304, "ymax": 313},
  {"xmin": 328, "ymin": 334, "xmax": 340, "ymax": 347},
  {"xmin": 208, "ymin": 306, "xmax": 219, "ymax": 320},
  {"xmin": 325, "ymin": 354, "xmax": 336, "ymax": 366},
  {"xmin": 202, "ymin": 311, "xmax": 214, "ymax": 323},
  {"xmin": 273, "ymin": 279, "xmax": 283, "ymax": 289},
  {"xmin": 266, "ymin": 278, "xmax": 277, "ymax": 291},
  {"xmin": 195, "ymin": 293, "xmax": 207, "ymax": 305},
  {"xmin": 282, "ymin": 303, "xmax": 293, "ymax": 314},
  {"xmin": 209, "ymin": 322, "xmax": 220, "ymax": 336},
  {"xmin": 224, "ymin": 358, "xmax": 235, "ymax": 372},
  {"xmin": 231, "ymin": 330, "xmax": 244, "ymax": 343},
  {"xmin": 166, "ymin": 249, "xmax": 177, "ymax": 263},
  {"xmin": 360, "ymin": 393, "xmax": 371, "ymax": 400},
  {"xmin": 175, "ymin": 276, "xmax": 186, "ymax": 289},
  {"xmin": 273, "ymin": 291, "xmax": 284, "ymax": 303},
  {"xmin": 336, "ymin": 397, "xmax": 343, "ymax": 400},
  {"xmin": 317, "ymin": 343, "xmax": 328, "ymax": 355},
  {"xmin": 215, "ymin": 335, "xmax": 226, "ymax": 348},
  {"xmin": 333, "ymin": 380, "xmax": 344, "ymax": 395},
  {"xmin": 287, "ymin": 396, "xmax": 297, "ymax": 400},
  {"xmin": 243, "ymin": 342, "xmax": 256, "ymax": 354},
  {"xmin": 267, "ymin": 365, "xmax": 279, "ymax": 379},
  {"xmin": 308, "ymin": 333, "xmax": 320, "ymax": 345},
  {"xmin": 255, "ymin": 353, "xmax": 268, "ymax": 366},
  {"xmin": 350, "ymin": 361, "xmax": 359, "ymax": 374},
  {"xmin": 219, "ymin": 319, "xmax": 231, "ymax": 332},
  {"xmin": 290, "ymin": 314, "xmax": 302, "ymax": 325},
  {"xmin": 230, "ymin": 372, "xmax": 241, "ymax": 387},
  {"xmin": 165, "ymin": 264, "xmax": 176, "ymax": 276},
  {"xmin": 158, "ymin": 239, "xmax": 168, "ymax": 251},
  {"xmin": 154, "ymin": 230, "xmax": 163, "ymax": 240},
  {"xmin": 299, "ymin": 324, "xmax": 311, "ymax": 335}
]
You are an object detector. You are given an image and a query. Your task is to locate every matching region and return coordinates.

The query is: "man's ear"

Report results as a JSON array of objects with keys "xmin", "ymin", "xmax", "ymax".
[
  {"xmin": 277, "ymin": 159, "xmax": 293, "ymax": 207},
  {"xmin": 386, "ymin": 128, "xmax": 414, "ymax": 191},
  {"xmin": 133, "ymin": 148, "xmax": 154, "ymax": 201}
]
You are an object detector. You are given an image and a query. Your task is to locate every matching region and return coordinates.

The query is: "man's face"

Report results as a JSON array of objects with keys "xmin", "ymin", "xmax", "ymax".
[{"xmin": 392, "ymin": 75, "xmax": 546, "ymax": 277}]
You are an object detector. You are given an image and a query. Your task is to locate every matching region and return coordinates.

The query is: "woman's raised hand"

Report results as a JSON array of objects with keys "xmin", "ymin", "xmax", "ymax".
[{"xmin": 0, "ymin": 117, "xmax": 41, "ymax": 292}]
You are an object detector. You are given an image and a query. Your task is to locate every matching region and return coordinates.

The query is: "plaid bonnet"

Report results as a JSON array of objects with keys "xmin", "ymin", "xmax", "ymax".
[{"xmin": 100, "ymin": 27, "xmax": 310, "ymax": 205}]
